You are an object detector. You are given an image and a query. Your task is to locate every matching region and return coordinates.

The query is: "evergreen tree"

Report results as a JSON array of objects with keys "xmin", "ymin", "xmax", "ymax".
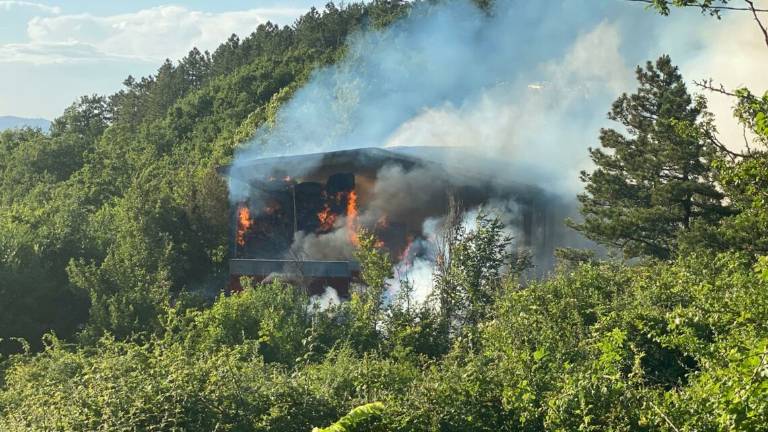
[{"xmin": 572, "ymin": 55, "xmax": 732, "ymax": 259}]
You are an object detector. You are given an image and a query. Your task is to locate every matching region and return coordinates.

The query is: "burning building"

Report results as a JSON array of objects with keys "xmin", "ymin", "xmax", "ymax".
[{"xmin": 220, "ymin": 146, "xmax": 575, "ymax": 296}]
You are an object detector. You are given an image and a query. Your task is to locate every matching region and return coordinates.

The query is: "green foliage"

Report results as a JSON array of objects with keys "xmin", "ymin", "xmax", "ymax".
[
  {"xmin": 354, "ymin": 230, "xmax": 394, "ymax": 296},
  {"xmin": 4, "ymin": 1, "xmax": 768, "ymax": 430},
  {"xmin": 312, "ymin": 402, "xmax": 386, "ymax": 432},
  {"xmin": 681, "ymin": 153, "xmax": 768, "ymax": 255},
  {"xmin": 644, "ymin": 2, "xmax": 768, "ymax": 259},
  {"xmin": 733, "ymin": 88, "xmax": 768, "ymax": 144},
  {"xmin": 433, "ymin": 211, "xmax": 520, "ymax": 341},
  {"xmin": 644, "ymin": 0, "xmax": 734, "ymax": 17},
  {"xmin": 324, "ymin": 230, "xmax": 394, "ymax": 354},
  {"xmin": 3, "ymin": 246, "xmax": 768, "ymax": 430},
  {"xmin": 0, "ymin": 334, "xmax": 335, "ymax": 431},
  {"xmin": 572, "ymin": 55, "xmax": 732, "ymax": 259},
  {"xmin": 0, "ymin": 1, "xmax": 404, "ymax": 351},
  {"xmin": 186, "ymin": 279, "xmax": 310, "ymax": 365}
]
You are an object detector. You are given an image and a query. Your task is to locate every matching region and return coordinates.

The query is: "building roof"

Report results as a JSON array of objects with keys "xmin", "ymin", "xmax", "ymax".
[{"xmin": 219, "ymin": 147, "xmax": 439, "ymax": 182}]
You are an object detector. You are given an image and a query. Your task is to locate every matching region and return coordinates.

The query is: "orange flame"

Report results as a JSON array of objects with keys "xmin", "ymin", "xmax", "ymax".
[
  {"xmin": 399, "ymin": 235, "xmax": 415, "ymax": 265},
  {"xmin": 236, "ymin": 205, "xmax": 252, "ymax": 247},
  {"xmin": 346, "ymin": 190, "xmax": 359, "ymax": 246},
  {"xmin": 317, "ymin": 205, "xmax": 337, "ymax": 232}
]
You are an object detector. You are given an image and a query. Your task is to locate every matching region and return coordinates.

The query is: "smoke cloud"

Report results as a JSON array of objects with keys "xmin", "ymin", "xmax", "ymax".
[
  {"xmin": 309, "ymin": 287, "xmax": 341, "ymax": 311},
  {"xmin": 230, "ymin": 0, "xmax": 766, "ymax": 300},
  {"xmin": 233, "ymin": 1, "xmax": 640, "ymax": 178}
]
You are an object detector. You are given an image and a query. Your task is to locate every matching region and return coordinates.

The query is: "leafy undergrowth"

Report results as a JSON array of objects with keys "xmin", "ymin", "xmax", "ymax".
[{"xmin": 2, "ymin": 251, "xmax": 767, "ymax": 431}]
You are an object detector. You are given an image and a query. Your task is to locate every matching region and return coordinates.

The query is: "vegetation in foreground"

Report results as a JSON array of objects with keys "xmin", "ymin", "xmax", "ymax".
[
  {"xmin": 2, "ymin": 239, "xmax": 767, "ymax": 430},
  {"xmin": 1, "ymin": 0, "xmax": 768, "ymax": 430}
]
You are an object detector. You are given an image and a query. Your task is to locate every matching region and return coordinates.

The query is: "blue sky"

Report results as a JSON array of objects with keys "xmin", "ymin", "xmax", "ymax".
[{"xmin": 0, "ymin": 1, "xmax": 328, "ymax": 118}]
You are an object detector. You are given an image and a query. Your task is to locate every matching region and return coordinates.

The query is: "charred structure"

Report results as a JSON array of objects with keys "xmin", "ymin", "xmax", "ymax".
[{"xmin": 220, "ymin": 147, "xmax": 570, "ymax": 295}]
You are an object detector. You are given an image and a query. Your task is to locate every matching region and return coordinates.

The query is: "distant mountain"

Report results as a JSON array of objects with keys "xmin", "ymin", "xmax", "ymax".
[{"xmin": 0, "ymin": 116, "xmax": 51, "ymax": 132}]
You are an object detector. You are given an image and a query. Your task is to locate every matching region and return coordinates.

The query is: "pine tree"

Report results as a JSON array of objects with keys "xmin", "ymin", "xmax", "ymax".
[{"xmin": 572, "ymin": 55, "xmax": 732, "ymax": 259}]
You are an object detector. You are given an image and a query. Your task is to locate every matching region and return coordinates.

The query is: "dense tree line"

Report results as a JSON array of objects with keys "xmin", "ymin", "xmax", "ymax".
[
  {"xmin": 0, "ymin": 1, "xmax": 410, "ymax": 352},
  {"xmin": 2, "ymin": 223, "xmax": 767, "ymax": 430},
  {"xmin": 1, "ymin": 0, "xmax": 768, "ymax": 430}
]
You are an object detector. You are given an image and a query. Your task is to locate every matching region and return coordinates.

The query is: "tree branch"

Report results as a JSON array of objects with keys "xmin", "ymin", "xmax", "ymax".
[
  {"xmin": 694, "ymin": 79, "xmax": 738, "ymax": 97},
  {"xmin": 745, "ymin": 0, "xmax": 768, "ymax": 48},
  {"xmin": 704, "ymin": 127, "xmax": 755, "ymax": 159},
  {"xmin": 626, "ymin": 0, "xmax": 768, "ymax": 13},
  {"xmin": 743, "ymin": 124, "xmax": 754, "ymax": 154},
  {"xmin": 650, "ymin": 401, "xmax": 681, "ymax": 432},
  {"xmin": 693, "ymin": 79, "xmax": 761, "ymax": 159}
]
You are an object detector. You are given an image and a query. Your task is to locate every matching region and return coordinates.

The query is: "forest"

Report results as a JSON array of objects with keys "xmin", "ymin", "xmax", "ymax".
[{"xmin": 1, "ymin": 0, "xmax": 767, "ymax": 430}]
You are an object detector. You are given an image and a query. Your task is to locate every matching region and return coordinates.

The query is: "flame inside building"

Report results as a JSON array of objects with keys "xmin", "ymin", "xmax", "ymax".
[{"xmin": 221, "ymin": 147, "xmax": 578, "ymax": 296}]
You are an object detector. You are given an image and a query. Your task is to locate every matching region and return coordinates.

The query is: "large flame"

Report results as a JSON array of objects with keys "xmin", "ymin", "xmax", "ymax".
[
  {"xmin": 347, "ymin": 190, "xmax": 359, "ymax": 246},
  {"xmin": 314, "ymin": 190, "xmax": 360, "ymax": 245},
  {"xmin": 236, "ymin": 205, "xmax": 252, "ymax": 247}
]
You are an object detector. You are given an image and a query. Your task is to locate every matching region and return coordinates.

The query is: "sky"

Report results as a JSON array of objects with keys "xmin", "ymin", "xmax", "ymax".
[
  {"xmin": 0, "ymin": 0, "xmax": 328, "ymax": 119},
  {"xmin": 0, "ymin": 0, "xmax": 766, "ymax": 152}
]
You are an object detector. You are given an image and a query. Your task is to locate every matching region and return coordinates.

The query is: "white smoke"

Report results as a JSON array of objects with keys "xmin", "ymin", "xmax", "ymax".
[
  {"xmin": 230, "ymin": 1, "xmax": 766, "ymax": 176},
  {"xmin": 671, "ymin": 11, "xmax": 768, "ymax": 150},
  {"xmin": 389, "ymin": 256, "xmax": 435, "ymax": 306},
  {"xmin": 386, "ymin": 217, "xmax": 440, "ymax": 306},
  {"xmin": 383, "ymin": 21, "xmax": 633, "ymax": 195},
  {"xmin": 289, "ymin": 226, "xmax": 356, "ymax": 261},
  {"xmin": 229, "ymin": 0, "xmax": 766, "ymax": 302},
  {"xmin": 309, "ymin": 287, "xmax": 341, "ymax": 312},
  {"xmin": 384, "ymin": 202, "xmax": 526, "ymax": 306},
  {"xmin": 230, "ymin": 1, "xmax": 647, "ymax": 187}
]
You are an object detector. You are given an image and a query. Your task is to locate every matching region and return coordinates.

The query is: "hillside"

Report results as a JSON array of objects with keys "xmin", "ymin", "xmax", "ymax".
[
  {"xmin": 0, "ymin": 1, "xmax": 410, "ymax": 351},
  {"xmin": 1, "ymin": 0, "xmax": 768, "ymax": 430},
  {"xmin": 0, "ymin": 116, "xmax": 51, "ymax": 131}
]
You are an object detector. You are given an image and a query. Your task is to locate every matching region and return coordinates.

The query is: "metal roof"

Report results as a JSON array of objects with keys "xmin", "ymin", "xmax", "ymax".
[
  {"xmin": 219, "ymin": 147, "xmax": 438, "ymax": 182},
  {"xmin": 230, "ymin": 258, "xmax": 360, "ymax": 278}
]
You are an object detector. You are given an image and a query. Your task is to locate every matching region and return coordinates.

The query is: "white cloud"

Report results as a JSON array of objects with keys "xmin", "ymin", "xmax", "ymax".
[
  {"xmin": 0, "ymin": 41, "xmax": 148, "ymax": 64},
  {"xmin": 0, "ymin": 5, "xmax": 307, "ymax": 64},
  {"xmin": 0, "ymin": 1, "xmax": 60, "ymax": 14}
]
